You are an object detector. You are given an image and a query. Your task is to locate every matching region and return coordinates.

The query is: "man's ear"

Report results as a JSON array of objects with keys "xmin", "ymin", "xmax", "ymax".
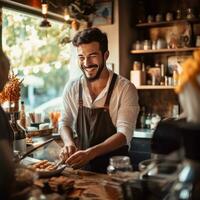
[{"xmin": 104, "ymin": 50, "xmax": 109, "ymax": 60}]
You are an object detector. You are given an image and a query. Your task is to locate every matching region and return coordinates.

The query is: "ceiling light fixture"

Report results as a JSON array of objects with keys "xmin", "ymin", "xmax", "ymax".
[
  {"xmin": 64, "ymin": 7, "xmax": 70, "ymax": 22},
  {"xmin": 40, "ymin": 0, "xmax": 96, "ymax": 30},
  {"xmin": 40, "ymin": 0, "xmax": 51, "ymax": 28}
]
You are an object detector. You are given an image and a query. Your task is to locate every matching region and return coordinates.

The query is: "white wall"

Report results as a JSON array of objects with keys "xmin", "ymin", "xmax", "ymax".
[
  {"xmin": 68, "ymin": 0, "xmax": 120, "ymax": 79},
  {"xmin": 96, "ymin": 0, "xmax": 119, "ymax": 74}
]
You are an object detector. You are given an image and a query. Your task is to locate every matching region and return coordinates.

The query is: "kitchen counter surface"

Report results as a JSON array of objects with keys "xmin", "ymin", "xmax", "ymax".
[
  {"xmin": 20, "ymin": 157, "xmax": 139, "ymax": 200},
  {"xmin": 52, "ymin": 129, "xmax": 154, "ymax": 140},
  {"xmin": 133, "ymin": 129, "xmax": 154, "ymax": 139}
]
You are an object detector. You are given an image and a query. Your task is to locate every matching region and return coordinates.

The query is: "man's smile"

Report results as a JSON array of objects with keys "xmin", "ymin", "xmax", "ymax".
[{"xmin": 83, "ymin": 65, "xmax": 98, "ymax": 72}]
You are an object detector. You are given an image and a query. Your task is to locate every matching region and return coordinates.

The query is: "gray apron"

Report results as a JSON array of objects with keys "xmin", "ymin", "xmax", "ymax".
[{"xmin": 76, "ymin": 73, "xmax": 128, "ymax": 173}]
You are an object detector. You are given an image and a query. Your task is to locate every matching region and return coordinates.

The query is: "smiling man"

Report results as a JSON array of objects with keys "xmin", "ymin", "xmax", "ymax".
[{"xmin": 59, "ymin": 27, "xmax": 139, "ymax": 173}]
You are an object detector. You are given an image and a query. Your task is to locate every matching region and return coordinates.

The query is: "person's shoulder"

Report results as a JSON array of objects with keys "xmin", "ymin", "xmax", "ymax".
[
  {"xmin": 63, "ymin": 77, "xmax": 80, "ymax": 95},
  {"xmin": 116, "ymin": 74, "xmax": 137, "ymax": 90}
]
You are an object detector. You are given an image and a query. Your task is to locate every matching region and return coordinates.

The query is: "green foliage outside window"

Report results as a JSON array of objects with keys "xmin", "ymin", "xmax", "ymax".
[{"xmin": 2, "ymin": 8, "xmax": 72, "ymax": 110}]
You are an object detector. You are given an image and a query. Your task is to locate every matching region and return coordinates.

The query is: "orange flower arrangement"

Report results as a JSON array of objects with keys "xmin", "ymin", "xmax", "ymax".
[
  {"xmin": 175, "ymin": 50, "xmax": 200, "ymax": 94},
  {"xmin": 0, "ymin": 71, "xmax": 23, "ymax": 111}
]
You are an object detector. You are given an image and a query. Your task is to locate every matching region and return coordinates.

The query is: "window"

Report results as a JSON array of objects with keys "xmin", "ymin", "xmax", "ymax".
[{"xmin": 2, "ymin": 8, "xmax": 81, "ymax": 113}]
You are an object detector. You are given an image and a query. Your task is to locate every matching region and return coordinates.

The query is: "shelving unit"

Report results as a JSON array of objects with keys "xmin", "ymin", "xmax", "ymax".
[
  {"xmin": 130, "ymin": 13, "xmax": 200, "ymax": 123},
  {"xmin": 131, "ymin": 47, "xmax": 200, "ymax": 54},
  {"xmin": 135, "ymin": 18, "xmax": 200, "ymax": 28},
  {"xmin": 136, "ymin": 85, "xmax": 175, "ymax": 90}
]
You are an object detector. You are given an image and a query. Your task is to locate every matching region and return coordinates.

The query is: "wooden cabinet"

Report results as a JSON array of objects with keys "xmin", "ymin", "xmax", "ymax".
[{"xmin": 129, "ymin": 137, "xmax": 151, "ymax": 170}]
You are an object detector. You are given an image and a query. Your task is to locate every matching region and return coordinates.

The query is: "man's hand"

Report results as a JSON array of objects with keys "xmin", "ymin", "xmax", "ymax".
[
  {"xmin": 66, "ymin": 149, "xmax": 94, "ymax": 169},
  {"xmin": 59, "ymin": 145, "xmax": 77, "ymax": 162}
]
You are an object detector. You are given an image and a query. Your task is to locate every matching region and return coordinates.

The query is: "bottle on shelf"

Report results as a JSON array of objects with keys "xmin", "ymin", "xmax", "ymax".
[
  {"xmin": 172, "ymin": 104, "xmax": 179, "ymax": 118},
  {"xmin": 145, "ymin": 113, "xmax": 151, "ymax": 129},
  {"xmin": 146, "ymin": 65, "xmax": 152, "ymax": 85},
  {"xmin": 176, "ymin": 9, "xmax": 182, "ymax": 20},
  {"xmin": 130, "ymin": 61, "xmax": 146, "ymax": 87},
  {"xmin": 141, "ymin": 62, "xmax": 146, "ymax": 85},
  {"xmin": 173, "ymin": 69, "xmax": 178, "ymax": 86},
  {"xmin": 186, "ymin": 8, "xmax": 195, "ymax": 19},
  {"xmin": 160, "ymin": 64, "xmax": 165, "ymax": 86},
  {"xmin": 10, "ymin": 113, "xmax": 26, "ymax": 155},
  {"xmin": 140, "ymin": 106, "xmax": 146, "ymax": 129},
  {"xmin": 142, "ymin": 62, "xmax": 146, "ymax": 72},
  {"xmin": 19, "ymin": 101, "xmax": 26, "ymax": 129}
]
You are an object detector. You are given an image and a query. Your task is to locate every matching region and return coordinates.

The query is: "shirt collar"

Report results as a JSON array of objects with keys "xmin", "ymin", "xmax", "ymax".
[{"xmin": 81, "ymin": 69, "xmax": 114, "ymax": 102}]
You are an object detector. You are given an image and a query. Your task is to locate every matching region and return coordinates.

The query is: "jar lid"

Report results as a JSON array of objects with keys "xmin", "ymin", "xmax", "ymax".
[
  {"xmin": 133, "ymin": 61, "xmax": 141, "ymax": 70},
  {"xmin": 109, "ymin": 156, "xmax": 131, "ymax": 166}
]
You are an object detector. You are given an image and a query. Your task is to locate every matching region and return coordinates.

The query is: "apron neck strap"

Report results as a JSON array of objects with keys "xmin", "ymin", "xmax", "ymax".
[
  {"xmin": 79, "ymin": 80, "xmax": 83, "ymax": 107},
  {"xmin": 104, "ymin": 73, "xmax": 117, "ymax": 109},
  {"xmin": 78, "ymin": 73, "xmax": 118, "ymax": 108}
]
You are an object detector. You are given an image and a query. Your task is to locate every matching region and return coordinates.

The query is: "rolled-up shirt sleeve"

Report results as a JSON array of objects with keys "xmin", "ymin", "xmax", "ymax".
[
  {"xmin": 116, "ymin": 83, "xmax": 139, "ymax": 144},
  {"xmin": 59, "ymin": 81, "xmax": 77, "ymax": 131}
]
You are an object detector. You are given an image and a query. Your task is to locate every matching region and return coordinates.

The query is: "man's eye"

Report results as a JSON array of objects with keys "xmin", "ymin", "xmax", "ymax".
[
  {"xmin": 90, "ymin": 55, "xmax": 97, "ymax": 59},
  {"xmin": 79, "ymin": 57, "xmax": 84, "ymax": 61}
]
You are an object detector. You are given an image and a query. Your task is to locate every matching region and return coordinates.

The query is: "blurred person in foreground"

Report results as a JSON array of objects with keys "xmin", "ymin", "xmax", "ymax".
[
  {"xmin": 0, "ymin": 49, "xmax": 15, "ymax": 199},
  {"xmin": 59, "ymin": 27, "xmax": 139, "ymax": 173},
  {"xmin": 152, "ymin": 50, "xmax": 200, "ymax": 156},
  {"xmin": 175, "ymin": 50, "xmax": 200, "ymax": 123}
]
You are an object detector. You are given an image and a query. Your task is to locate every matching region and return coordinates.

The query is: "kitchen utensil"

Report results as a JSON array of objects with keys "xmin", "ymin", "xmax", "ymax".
[
  {"xmin": 139, "ymin": 158, "xmax": 164, "ymax": 172},
  {"xmin": 54, "ymin": 159, "xmax": 65, "ymax": 168},
  {"xmin": 19, "ymin": 138, "xmax": 54, "ymax": 161}
]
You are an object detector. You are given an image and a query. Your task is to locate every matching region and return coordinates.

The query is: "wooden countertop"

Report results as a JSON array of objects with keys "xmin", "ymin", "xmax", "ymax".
[
  {"xmin": 61, "ymin": 168, "xmax": 123, "ymax": 199},
  {"xmin": 23, "ymin": 138, "xmax": 140, "ymax": 199},
  {"xmin": 31, "ymin": 166, "xmax": 139, "ymax": 199}
]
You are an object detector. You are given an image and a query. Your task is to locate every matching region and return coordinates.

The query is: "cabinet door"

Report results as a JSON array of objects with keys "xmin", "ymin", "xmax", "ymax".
[{"xmin": 129, "ymin": 138, "xmax": 151, "ymax": 170}]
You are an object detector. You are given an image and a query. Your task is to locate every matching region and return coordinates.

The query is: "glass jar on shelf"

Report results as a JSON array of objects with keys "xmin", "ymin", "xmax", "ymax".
[
  {"xmin": 176, "ymin": 9, "xmax": 182, "ymax": 20},
  {"xmin": 195, "ymin": 35, "xmax": 200, "ymax": 47},
  {"xmin": 152, "ymin": 40, "xmax": 157, "ymax": 50},
  {"xmin": 186, "ymin": 8, "xmax": 195, "ymax": 19},
  {"xmin": 166, "ymin": 12, "xmax": 173, "ymax": 21},
  {"xmin": 133, "ymin": 61, "xmax": 141, "ymax": 71},
  {"xmin": 143, "ymin": 40, "xmax": 151, "ymax": 50},
  {"xmin": 155, "ymin": 14, "xmax": 163, "ymax": 22},
  {"xmin": 147, "ymin": 15, "xmax": 154, "ymax": 23},
  {"xmin": 134, "ymin": 40, "xmax": 141, "ymax": 50}
]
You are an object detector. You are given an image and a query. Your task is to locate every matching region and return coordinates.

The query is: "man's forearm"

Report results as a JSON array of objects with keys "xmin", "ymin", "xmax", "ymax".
[
  {"xmin": 60, "ymin": 126, "xmax": 75, "ymax": 146},
  {"xmin": 88, "ymin": 132, "xmax": 127, "ymax": 159}
]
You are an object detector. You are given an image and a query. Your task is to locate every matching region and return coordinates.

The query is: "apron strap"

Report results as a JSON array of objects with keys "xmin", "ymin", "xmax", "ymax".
[
  {"xmin": 78, "ymin": 80, "xmax": 83, "ymax": 107},
  {"xmin": 104, "ymin": 73, "xmax": 117, "ymax": 109},
  {"xmin": 78, "ymin": 73, "xmax": 118, "ymax": 108}
]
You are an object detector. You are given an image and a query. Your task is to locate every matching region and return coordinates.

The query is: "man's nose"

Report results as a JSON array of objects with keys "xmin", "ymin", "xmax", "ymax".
[{"xmin": 83, "ymin": 57, "xmax": 92, "ymax": 66}]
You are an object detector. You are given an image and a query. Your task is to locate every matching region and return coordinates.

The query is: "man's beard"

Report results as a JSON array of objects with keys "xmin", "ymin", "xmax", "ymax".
[{"xmin": 81, "ymin": 61, "xmax": 105, "ymax": 82}]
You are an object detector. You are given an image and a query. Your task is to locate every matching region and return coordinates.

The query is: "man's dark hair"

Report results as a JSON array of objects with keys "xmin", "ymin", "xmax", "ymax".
[{"xmin": 72, "ymin": 27, "xmax": 108, "ymax": 53}]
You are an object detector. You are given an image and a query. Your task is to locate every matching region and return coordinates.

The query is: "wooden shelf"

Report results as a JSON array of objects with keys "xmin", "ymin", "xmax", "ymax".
[
  {"xmin": 136, "ymin": 85, "xmax": 175, "ymax": 90},
  {"xmin": 136, "ymin": 19, "xmax": 200, "ymax": 28},
  {"xmin": 130, "ymin": 47, "xmax": 200, "ymax": 54}
]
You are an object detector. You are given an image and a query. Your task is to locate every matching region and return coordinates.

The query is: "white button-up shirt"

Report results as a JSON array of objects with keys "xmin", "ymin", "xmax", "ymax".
[{"xmin": 59, "ymin": 70, "xmax": 139, "ymax": 145}]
